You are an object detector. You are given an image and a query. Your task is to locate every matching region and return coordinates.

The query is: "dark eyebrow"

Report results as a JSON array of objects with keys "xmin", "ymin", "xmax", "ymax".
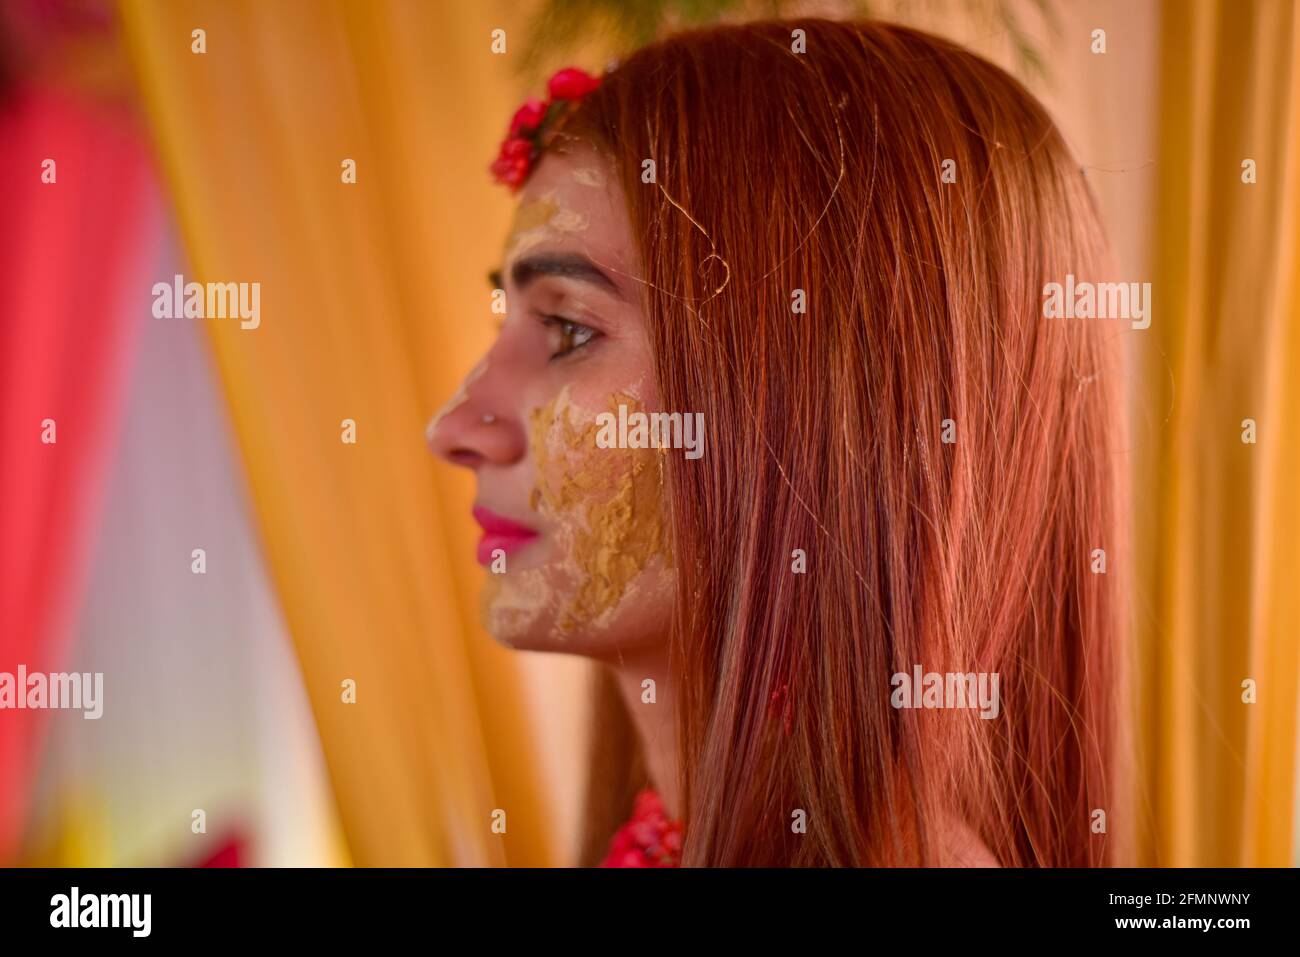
[{"xmin": 491, "ymin": 253, "xmax": 624, "ymax": 300}]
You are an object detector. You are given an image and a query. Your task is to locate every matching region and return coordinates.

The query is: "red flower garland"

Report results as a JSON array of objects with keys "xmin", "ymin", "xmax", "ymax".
[
  {"xmin": 599, "ymin": 788, "xmax": 684, "ymax": 868},
  {"xmin": 489, "ymin": 66, "xmax": 603, "ymax": 192}
]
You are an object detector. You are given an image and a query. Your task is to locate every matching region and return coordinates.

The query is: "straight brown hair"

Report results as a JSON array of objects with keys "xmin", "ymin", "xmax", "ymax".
[{"xmin": 567, "ymin": 18, "xmax": 1127, "ymax": 867}]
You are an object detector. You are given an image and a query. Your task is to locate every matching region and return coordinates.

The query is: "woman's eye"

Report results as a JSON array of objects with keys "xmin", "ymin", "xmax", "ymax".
[{"xmin": 544, "ymin": 316, "xmax": 599, "ymax": 360}]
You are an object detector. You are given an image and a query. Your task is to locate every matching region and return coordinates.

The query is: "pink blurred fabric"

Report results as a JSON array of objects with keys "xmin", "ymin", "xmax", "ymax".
[{"xmin": 0, "ymin": 85, "xmax": 156, "ymax": 862}]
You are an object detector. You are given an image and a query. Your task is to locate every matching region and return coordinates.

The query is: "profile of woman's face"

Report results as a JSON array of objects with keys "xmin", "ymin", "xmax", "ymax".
[{"xmin": 428, "ymin": 145, "xmax": 675, "ymax": 658}]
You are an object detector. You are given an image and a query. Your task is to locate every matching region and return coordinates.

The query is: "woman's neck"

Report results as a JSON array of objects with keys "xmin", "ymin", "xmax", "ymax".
[{"xmin": 603, "ymin": 642, "xmax": 680, "ymax": 820}]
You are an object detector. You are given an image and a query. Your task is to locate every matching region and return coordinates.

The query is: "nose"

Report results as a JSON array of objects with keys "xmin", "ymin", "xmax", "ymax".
[{"xmin": 427, "ymin": 359, "xmax": 527, "ymax": 470}]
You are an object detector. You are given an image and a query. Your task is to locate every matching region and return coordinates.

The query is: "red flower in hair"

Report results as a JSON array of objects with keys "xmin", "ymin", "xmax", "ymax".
[
  {"xmin": 489, "ymin": 137, "xmax": 536, "ymax": 192},
  {"xmin": 507, "ymin": 97, "xmax": 547, "ymax": 138},
  {"xmin": 489, "ymin": 66, "xmax": 603, "ymax": 192},
  {"xmin": 768, "ymin": 680, "xmax": 794, "ymax": 734},
  {"xmin": 547, "ymin": 66, "xmax": 602, "ymax": 100}
]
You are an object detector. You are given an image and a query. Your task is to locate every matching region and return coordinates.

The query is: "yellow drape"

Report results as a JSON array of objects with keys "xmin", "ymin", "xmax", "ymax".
[
  {"xmin": 119, "ymin": 0, "xmax": 552, "ymax": 865},
  {"xmin": 1134, "ymin": 0, "xmax": 1300, "ymax": 866}
]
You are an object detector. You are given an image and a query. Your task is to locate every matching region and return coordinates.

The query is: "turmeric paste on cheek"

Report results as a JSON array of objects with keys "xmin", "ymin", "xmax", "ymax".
[{"xmin": 529, "ymin": 387, "xmax": 670, "ymax": 631}]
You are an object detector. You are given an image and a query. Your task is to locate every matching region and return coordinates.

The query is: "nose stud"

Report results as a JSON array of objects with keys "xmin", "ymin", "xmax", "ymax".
[{"xmin": 482, "ymin": 413, "xmax": 497, "ymax": 424}]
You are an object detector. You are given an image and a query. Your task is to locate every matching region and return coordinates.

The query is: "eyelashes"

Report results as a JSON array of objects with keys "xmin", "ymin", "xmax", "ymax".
[{"xmin": 538, "ymin": 313, "xmax": 601, "ymax": 361}]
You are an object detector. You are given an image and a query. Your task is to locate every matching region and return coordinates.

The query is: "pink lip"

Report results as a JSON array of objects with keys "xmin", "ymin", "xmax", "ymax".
[{"xmin": 472, "ymin": 506, "xmax": 540, "ymax": 565}]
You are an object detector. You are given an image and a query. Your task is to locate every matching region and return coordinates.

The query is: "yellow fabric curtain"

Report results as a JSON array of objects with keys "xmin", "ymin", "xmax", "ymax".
[
  {"xmin": 1134, "ymin": 0, "xmax": 1300, "ymax": 866},
  {"xmin": 119, "ymin": 0, "xmax": 552, "ymax": 865}
]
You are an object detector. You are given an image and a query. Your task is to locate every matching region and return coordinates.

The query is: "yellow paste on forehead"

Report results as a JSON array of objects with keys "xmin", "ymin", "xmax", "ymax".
[
  {"xmin": 571, "ymin": 166, "xmax": 606, "ymax": 188},
  {"xmin": 503, "ymin": 189, "xmax": 592, "ymax": 262},
  {"xmin": 503, "ymin": 196, "xmax": 559, "ymax": 259}
]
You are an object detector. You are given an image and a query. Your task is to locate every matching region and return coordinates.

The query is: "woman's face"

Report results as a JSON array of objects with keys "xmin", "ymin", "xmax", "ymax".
[{"xmin": 428, "ymin": 146, "xmax": 675, "ymax": 658}]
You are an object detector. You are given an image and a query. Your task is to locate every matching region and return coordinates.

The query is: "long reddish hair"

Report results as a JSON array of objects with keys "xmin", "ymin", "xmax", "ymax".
[{"xmin": 566, "ymin": 18, "xmax": 1126, "ymax": 867}]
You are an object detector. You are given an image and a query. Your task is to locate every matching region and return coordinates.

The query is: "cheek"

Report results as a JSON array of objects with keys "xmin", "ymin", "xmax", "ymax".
[{"xmin": 529, "ymin": 386, "xmax": 672, "ymax": 633}]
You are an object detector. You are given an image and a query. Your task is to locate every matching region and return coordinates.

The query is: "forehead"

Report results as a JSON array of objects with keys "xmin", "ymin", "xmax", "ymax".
[{"xmin": 503, "ymin": 147, "xmax": 636, "ymax": 275}]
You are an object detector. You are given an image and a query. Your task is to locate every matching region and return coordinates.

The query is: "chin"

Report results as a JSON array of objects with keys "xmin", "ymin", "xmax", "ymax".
[{"xmin": 477, "ymin": 561, "xmax": 675, "ymax": 658}]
